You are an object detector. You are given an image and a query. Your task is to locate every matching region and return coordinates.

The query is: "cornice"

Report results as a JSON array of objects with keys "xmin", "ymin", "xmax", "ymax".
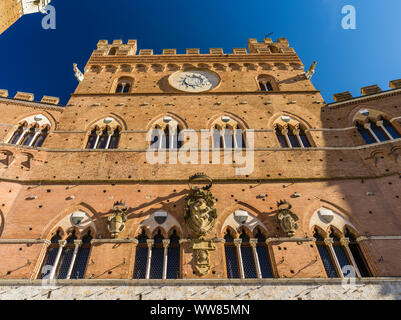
[
  {"xmin": 0, "ymin": 97, "xmax": 65, "ymax": 111},
  {"xmin": 87, "ymin": 53, "xmax": 303, "ymax": 65},
  {"xmin": 70, "ymin": 90, "xmax": 321, "ymax": 98},
  {"xmin": 326, "ymin": 88, "xmax": 401, "ymax": 109}
]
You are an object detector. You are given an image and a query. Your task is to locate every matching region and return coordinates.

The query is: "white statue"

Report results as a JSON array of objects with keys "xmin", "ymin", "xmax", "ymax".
[
  {"xmin": 73, "ymin": 63, "xmax": 84, "ymax": 82},
  {"xmin": 305, "ymin": 61, "xmax": 317, "ymax": 79}
]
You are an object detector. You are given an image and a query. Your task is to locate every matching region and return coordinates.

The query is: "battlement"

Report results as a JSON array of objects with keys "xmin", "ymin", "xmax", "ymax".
[
  {"xmin": 0, "ymin": 89, "xmax": 60, "ymax": 105},
  {"xmin": 331, "ymin": 78, "xmax": 401, "ymax": 104},
  {"xmin": 91, "ymin": 38, "xmax": 296, "ymax": 57}
]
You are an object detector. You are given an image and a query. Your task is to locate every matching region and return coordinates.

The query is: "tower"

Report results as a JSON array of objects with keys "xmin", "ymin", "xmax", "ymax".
[{"xmin": 0, "ymin": 0, "xmax": 51, "ymax": 35}]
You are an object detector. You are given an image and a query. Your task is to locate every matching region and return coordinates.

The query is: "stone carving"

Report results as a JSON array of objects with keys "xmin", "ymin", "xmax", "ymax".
[
  {"xmin": 185, "ymin": 173, "xmax": 217, "ymax": 276},
  {"xmin": 185, "ymin": 173, "xmax": 217, "ymax": 239},
  {"xmin": 107, "ymin": 201, "xmax": 128, "ymax": 238},
  {"xmin": 192, "ymin": 240, "xmax": 216, "ymax": 276},
  {"xmin": 73, "ymin": 63, "xmax": 84, "ymax": 82},
  {"xmin": 276, "ymin": 200, "xmax": 299, "ymax": 237}
]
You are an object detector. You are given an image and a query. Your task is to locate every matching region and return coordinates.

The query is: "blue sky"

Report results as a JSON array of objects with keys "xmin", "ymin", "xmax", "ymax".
[{"xmin": 1, "ymin": 0, "xmax": 400, "ymax": 105}]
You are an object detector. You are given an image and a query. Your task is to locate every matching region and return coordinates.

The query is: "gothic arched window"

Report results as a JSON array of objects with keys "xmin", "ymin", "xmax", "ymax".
[
  {"xmin": 115, "ymin": 77, "xmax": 133, "ymax": 93},
  {"xmin": 166, "ymin": 230, "xmax": 180, "ymax": 279},
  {"xmin": 71, "ymin": 231, "xmax": 93, "ymax": 279},
  {"xmin": 133, "ymin": 228, "xmax": 181, "ymax": 280},
  {"xmin": 7, "ymin": 115, "xmax": 51, "ymax": 147},
  {"xmin": 356, "ymin": 119, "xmax": 401, "ymax": 144},
  {"xmin": 212, "ymin": 118, "xmax": 247, "ymax": 150},
  {"xmin": 150, "ymin": 230, "xmax": 164, "ymax": 279},
  {"xmin": 39, "ymin": 230, "xmax": 92, "ymax": 280},
  {"xmin": 275, "ymin": 124, "xmax": 311, "ymax": 148},
  {"xmin": 254, "ymin": 229, "xmax": 274, "ymax": 278},
  {"xmin": 239, "ymin": 230, "xmax": 257, "ymax": 278},
  {"xmin": 224, "ymin": 230, "xmax": 240, "ymax": 279},
  {"xmin": 314, "ymin": 229, "xmax": 338, "ymax": 278},
  {"xmin": 257, "ymin": 75, "xmax": 276, "ymax": 92},
  {"xmin": 149, "ymin": 119, "xmax": 183, "ymax": 150},
  {"xmin": 86, "ymin": 125, "xmax": 121, "ymax": 150},
  {"xmin": 344, "ymin": 228, "xmax": 372, "ymax": 277},
  {"xmin": 133, "ymin": 230, "xmax": 148, "ymax": 279}
]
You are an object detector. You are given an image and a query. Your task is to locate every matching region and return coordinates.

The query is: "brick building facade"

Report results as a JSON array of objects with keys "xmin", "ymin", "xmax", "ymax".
[{"xmin": 0, "ymin": 37, "xmax": 400, "ymax": 299}]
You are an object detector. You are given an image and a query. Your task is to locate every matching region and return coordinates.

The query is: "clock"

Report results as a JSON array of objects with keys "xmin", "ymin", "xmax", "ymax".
[{"xmin": 168, "ymin": 70, "xmax": 220, "ymax": 92}]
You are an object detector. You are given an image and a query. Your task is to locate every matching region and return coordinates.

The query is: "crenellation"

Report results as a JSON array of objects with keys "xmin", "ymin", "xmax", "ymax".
[
  {"xmin": 14, "ymin": 91, "xmax": 34, "ymax": 101},
  {"xmin": 389, "ymin": 78, "xmax": 401, "ymax": 89},
  {"xmin": 186, "ymin": 48, "xmax": 200, "ymax": 55},
  {"xmin": 0, "ymin": 89, "xmax": 9, "ymax": 97},
  {"xmin": 361, "ymin": 84, "xmax": 382, "ymax": 96}
]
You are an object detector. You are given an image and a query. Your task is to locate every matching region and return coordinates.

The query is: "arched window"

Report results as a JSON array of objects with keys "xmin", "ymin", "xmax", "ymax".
[
  {"xmin": 314, "ymin": 229, "xmax": 338, "ymax": 278},
  {"xmin": 344, "ymin": 228, "xmax": 372, "ymax": 277},
  {"xmin": 7, "ymin": 115, "xmax": 51, "ymax": 147},
  {"xmin": 313, "ymin": 227, "xmax": 371, "ymax": 278},
  {"xmin": 149, "ymin": 118, "xmax": 183, "ymax": 150},
  {"xmin": 108, "ymin": 47, "xmax": 118, "ymax": 56},
  {"xmin": 115, "ymin": 77, "xmax": 133, "ymax": 94},
  {"xmin": 356, "ymin": 119, "xmax": 401, "ymax": 144},
  {"xmin": 133, "ymin": 228, "xmax": 181, "ymax": 279},
  {"xmin": 212, "ymin": 117, "xmax": 246, "ymax": 149},
  {"xmin": 150, "ymin": 230, "xmax": 164, "ymax": 279},
  {"xmin": 71, "ymin": 231, "xmax": 92, "ymax": 279},
  {"xmin": 275, "ymin": 124, "xmax": 311, "ymax": 148},
  {"xmin": 86, "ymin": 125, "xmax": 121, "ymax": 150},
  {"xmin": 257, "ymin": 75, "xmax": 276, "ymax": 92},
  {"xmin": 224, "ymin": 230, "xmax": 240, "ymax": 279},
  {"xmin": 133, "ymin": 230, "xmax": 148, "ymax": 279},
  {"xmin": 239, "ymin": 230, "xmax": 257, "ymax": 278},
  {"xmin": 254, "ymin": 229, "xmax": 274, "ymax": 278},
  {"xmin": 39, "ymin": 231, "xmax": 62, "ymax": 279},
  {"xmin": 166, "ymin": 230, "xmax": 180, "ymax": 279},
  {"xmin": 39, "ymin": 230, "xmax": 92, "ymax": 280}
]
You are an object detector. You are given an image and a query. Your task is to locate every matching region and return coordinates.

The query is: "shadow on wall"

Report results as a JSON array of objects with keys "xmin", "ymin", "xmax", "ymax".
[{"xmin": 0, "ymin": 210, "xmax": 4, "ymax": 237}]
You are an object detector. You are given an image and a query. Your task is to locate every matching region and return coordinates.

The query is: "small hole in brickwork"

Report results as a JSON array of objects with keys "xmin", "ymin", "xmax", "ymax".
[
  {"xmin": 38, "ymin": 205, "xmax": 43, "ymax": 208},
  {"xmin": 29, "ymin": 228, "xmax": 32, "ymax": 231},
  {"xmin": 128, "ymin": 175, "xmax": 132, "ymax": 178},
  {"xmin": 290, "ymin": 270, "xmax": 295, "ymax": 274},
  {"xmin": 47, "ymin": 189, "xmax": 51, "ymax": 193},
  {"xmin": 103, "ymin": 190, "xmax": 107, "ymax": 193},
  {"xmin": 369, "ymin": 211, "xmax": 373, "ymax": 214},
  {"xmin": 137, "ymin": 190, "xmax": 141, "ymax": 192}
]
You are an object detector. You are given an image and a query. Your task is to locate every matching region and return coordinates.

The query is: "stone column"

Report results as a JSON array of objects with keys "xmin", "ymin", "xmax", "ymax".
[
  {"xmin": 324, "ymin": 238, "xmax": 343, "ymax": 278},
  {"xmin": 16, "ymin": 127, "xmax": 30, "ymax": 145},
  {"xmin": 49, "ymin": 240, "xmax": 66, "ymax": 280},
  {"xmin": 162, "ymin": 239, "xmax": 170, "ymax": 280},
  {"xmin": 293, "ymin": 128, "xmax": 304, "ymax": 148},
  {"xmin": 364, "ymin": 123, "xmax": 380, "ymax": 143},
  {"xmin": 340, "ymin": 238, "xmax": 362, "ymax": 278},
  {"xmin": 28, "ymin": 128, "xmax": 42, "ymax": 147},
  {"xmin": 376, "ymin": 120, "xmax": 394, "ymax": 140},
  {"xmin": 145, "ymin": 239, "xmax": 154, "ymax": 280},
  {"xmin": 281, "ymin": 128, "xmax": 291, "ymax": 148},
  {"xmin": 66, "ymin": 240, "xmax": 82, "ymax": 280},
  {"xmin": 234, "ymin": 239, "xmax": 244, "ymax": 279},
  {"xmin": 250, "ymin": 238, "xmax": 262, "ymax": 279}
]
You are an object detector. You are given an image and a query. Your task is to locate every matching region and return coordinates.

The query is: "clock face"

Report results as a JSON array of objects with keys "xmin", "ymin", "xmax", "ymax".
[{"xmin": 168, "ymin": 70, "xmax": 220, "ymax": 92}]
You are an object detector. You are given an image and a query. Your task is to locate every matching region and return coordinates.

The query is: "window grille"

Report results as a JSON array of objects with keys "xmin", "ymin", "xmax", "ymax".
[
  {"xmin": 167, "ymin": 231, "xmax": 180, "ymax": 279},
  {"xmin": 348, "ymin": 243, "xmax": 371, "ymax": 277},
  {"xmin": 370, "ymin": 122, "xmax": 389, "ymax": 142},
  {"xmin": 317, "ymin": 244, "xmax": 338, "ymax": 278},
  {"xmin": 255, "ymin": 231, "xmax": 273, "ymax": 278},
  {"xmin": 383, "ymin": 119, "xmax": 401, "ymax": 139},
  {"xmin": 239, "ymin": 231, "xmax": 257, "ymax": 278},
  {"xmin": 276, "ymin": 128, "xmax": 289, "ymax": 147},
  {"xmin": 333, "ymin": 245, "xmax": 351, "ymax": 276},
  {"xmin": 150, "ymin": 231, "xmax": 164, "ymax": 279},
  {"xmin": 224, "ymin": 231, "xmax": 240, "ymax": 279},
  {"xmin": 133, "ymin": 230, "xmax": 148, "ymax": 279},
  {"xmin": 71, "ymin": 233, "xmax": 92, "ymax": 279}
]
